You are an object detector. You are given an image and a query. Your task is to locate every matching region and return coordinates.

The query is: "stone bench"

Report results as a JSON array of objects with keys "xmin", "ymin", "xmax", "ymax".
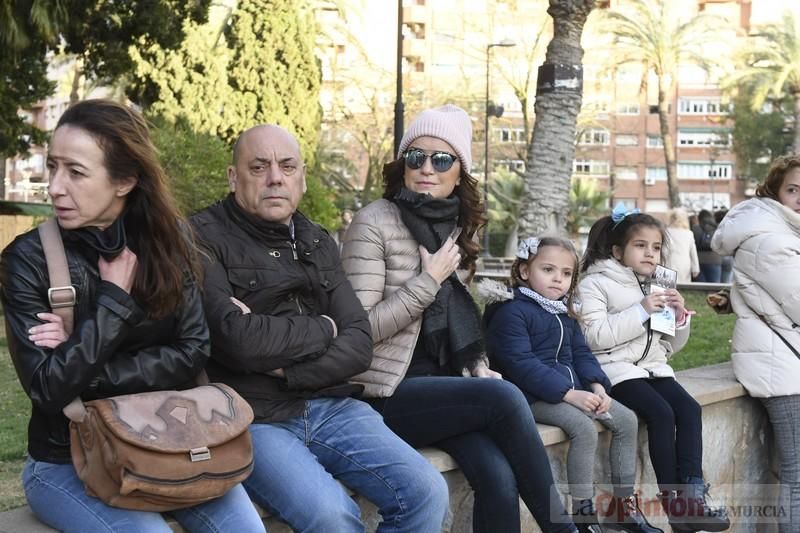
[{"xmin": 0, "ymin": 362, "xmax": 776, "ymax": 533}]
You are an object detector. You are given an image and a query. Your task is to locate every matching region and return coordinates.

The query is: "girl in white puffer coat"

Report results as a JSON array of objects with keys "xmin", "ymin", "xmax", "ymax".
[
  {"xmin": 711, "ymin": 155, "xmax": 800, "ymax": 533},
  {"xmin": 578, "ymin": 206, "xmax": 729, "ymax": 533}
]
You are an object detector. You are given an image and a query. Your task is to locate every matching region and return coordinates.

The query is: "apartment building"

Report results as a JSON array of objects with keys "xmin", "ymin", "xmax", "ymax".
[{"xmin": 317, "ymin": 0, "xmax": 798, "ymax": 213}]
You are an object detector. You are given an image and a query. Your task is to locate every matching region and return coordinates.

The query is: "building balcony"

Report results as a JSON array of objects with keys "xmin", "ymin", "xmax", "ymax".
[
  {"xmin": 403, "ymin": 5, "xmax": 426, "ymax": 24},
  {"xmin": 402, "ymin": 38, "xmax": 427, "ymax": 59}
]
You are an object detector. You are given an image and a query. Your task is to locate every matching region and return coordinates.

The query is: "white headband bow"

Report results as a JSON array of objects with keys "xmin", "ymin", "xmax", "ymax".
[{"xmin": 516, "ymin": 237, "xmax": 541, "ymax": 260}]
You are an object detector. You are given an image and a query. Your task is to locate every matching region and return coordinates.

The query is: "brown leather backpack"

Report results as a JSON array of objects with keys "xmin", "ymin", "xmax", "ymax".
[{"xmin": 39, "ymin": 218, "xmax": 255, "ymax": 511}]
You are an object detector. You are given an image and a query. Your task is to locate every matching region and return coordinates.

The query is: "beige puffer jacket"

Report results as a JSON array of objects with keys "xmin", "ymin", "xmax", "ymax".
[
  {"xmin": 340, "ymin": 199, "xmax": 441, "ymax": 397},
  {"xmin": 578, "ymin": 258, "xmax": 690, "ymax": 386},
  {"xmin": 711, "ymin": 197, "xmax": 800, "ymax": 398}
]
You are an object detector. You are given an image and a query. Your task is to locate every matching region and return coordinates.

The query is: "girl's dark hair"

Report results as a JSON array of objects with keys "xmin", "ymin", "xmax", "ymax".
[
  {"xmin": 56, "ymin": 99, "xmax": 200, "ymax": 319},
  {"xmin": 581, "ymin": 212, "xmax": 668, "ymax": 273},
  {"xmin": 383, "ymin": 158, "xmax": 487, "ymax": 269},
  {"xmin": 510, "ymin": 236, "xmax": 581, "ymax": 319},
  {"xmin": 756, "ymin": 154, "xmax": 800, "ymax": 201}
]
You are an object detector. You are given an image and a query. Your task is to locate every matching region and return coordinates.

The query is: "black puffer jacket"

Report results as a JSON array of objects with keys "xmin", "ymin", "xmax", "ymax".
[
  {"xmin": 191, "ymin": 196, "xmax": 372, "ymax": 423},
  {"xmin": 0, "ymin": 227, "xmax": 210, "ymax": 464}
]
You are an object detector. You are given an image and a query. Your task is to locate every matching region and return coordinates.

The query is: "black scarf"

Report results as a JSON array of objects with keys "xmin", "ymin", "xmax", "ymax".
[
  {"xmin": 66, "ymin": 213, "xmax": 128, "ymax": 261},
  {"xmin": 222, "ymin": 193, "xmax": 294, "ymax": 242},
  {"xmin": 393, "ymin": 187, "xmax": 485, "ymax": 374}
]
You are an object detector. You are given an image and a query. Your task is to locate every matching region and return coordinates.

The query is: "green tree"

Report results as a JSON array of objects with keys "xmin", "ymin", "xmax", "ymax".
[
  {"xmin": 225, "ymin": 0, "xmax": 333, "ymax": 227},
  {"xmin": 488, "ymin": 169, "xmax": 523, "ymax": 256},
  {"xmin": 130, "ymin": 7, "xmax": 232, "ymax": 136},
  {"xmin": 601, "ymin": 0, "xmax": 719, "ymax": 207},
  {"xmin": 62, "ymin": 0, "xmax": 210, "ymax": 102},
  {"xmin": 518, "ymin": 0, "xmax": 597, "ymax": 238},
  {"xmin": 225, "ymin": 0, "xmax": 321, "ymax": 153},
  {"xmin": 725, "ymin": 11, "xmax": 800, "ymax": 153},
  {"xmin": 149, "ymin": 117, "xmax": 230, "ymax": 216},
  {"xmin": 728, "ymin": 87, "xmax": 790, "ymax": 182},
  {"xmin": 566, "ymin": 177, "xmax": 610, "ymax": 240},
  {"xmin": 0, "ymin": 1, "xmax": 61, "ymax": 195}
]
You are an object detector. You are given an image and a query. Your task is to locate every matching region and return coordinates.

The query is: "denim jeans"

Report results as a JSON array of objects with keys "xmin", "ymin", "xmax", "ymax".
[
  {"xmin": 698, "ymin": 263, "xmax": 722, "ymax": 283},
  {"xmin": 368, "ymin": 377, "xmax": 574, "ymax": 533},
  {"xmin": 244, "ymin": 397, "xmax": 448, "ymax": 533},
  {"xmin": 22, "ymin": 458, "xmax": 264, "ymax": 532},
  {"xmin": 762, "ymin": 395, "xmax": 800, "ymax": 533}
]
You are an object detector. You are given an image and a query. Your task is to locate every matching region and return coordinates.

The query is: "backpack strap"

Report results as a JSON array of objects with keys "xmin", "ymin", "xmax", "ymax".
[{"xmin": 37, "ymin": 218, "xmax": 86, "ymax": 422}]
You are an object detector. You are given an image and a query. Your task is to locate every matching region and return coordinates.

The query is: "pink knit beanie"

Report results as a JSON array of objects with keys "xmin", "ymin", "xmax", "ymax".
[{"xmin": 398, "ymin": 104, "xmax": 473, "ymax": 173}]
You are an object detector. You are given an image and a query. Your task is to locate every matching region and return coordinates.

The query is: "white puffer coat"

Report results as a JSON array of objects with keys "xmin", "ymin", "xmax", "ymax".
[
  {"xmin": 711, "ymin": 197, "xmax": 800, "ymax": 398},
  {"xmin": 578, "ymin": 258, "xmax": 690, "ymax": 386},
  {"xmin": 340, "ymin": 199, "xmax": 440, "ymax": 397}
]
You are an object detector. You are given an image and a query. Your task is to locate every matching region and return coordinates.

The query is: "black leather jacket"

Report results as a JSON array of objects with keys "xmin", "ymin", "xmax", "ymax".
[
  {"xmin": 191, "ymin": 196, "xmax": 372, "ymax": 423},
  {"xmin": 0, "ymin": 227, "xmax": 210, "ymax": 463}
]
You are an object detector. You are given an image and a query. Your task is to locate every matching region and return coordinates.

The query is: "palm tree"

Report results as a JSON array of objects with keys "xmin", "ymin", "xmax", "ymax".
[
  {"xmin": 488, "ymin": 169, "xmax": 523, "ymax": 256},
  {"xmin": 518, "ymin": 0, "xmax": 597, "ymax": 238},
  {"xmin": 0, "ymin": 0, "xmax": 66, "ymax": 49},
  {"xmin": 602, "ymin": 0, "xmax": 719, "ymax": 207},
  {"xmin": 725, "ymin": 12, "xmax": 800, "ymax": 154},
  {"xmin": 566, "ymin": 178, "xmax": 610, "ymax": 244}
]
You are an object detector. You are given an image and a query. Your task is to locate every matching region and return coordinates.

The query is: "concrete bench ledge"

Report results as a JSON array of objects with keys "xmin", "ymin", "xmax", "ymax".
[{"xmin": 0, "ymin": 362, "xmax": 756, "ymax": 533}]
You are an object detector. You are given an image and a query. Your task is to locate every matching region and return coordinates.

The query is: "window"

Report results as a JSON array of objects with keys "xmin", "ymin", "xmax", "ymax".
[
  {"xmin": 678, "ymin": 98, "xmax": 725, "ymax": 115},
  {"xmin": 677, "ymin": 162, "xmax": 732, "ymax": 180},
  {"xmin": 579, "ymin": 128, "xmax": 610, "ymax": 145},
  {"xmin": 573, "ymin": 160, "xmax": 610, "ymax": 176},
  {"xmin": 615, "ymin": 166, "xmax": 638, "ymax": 180},
  {"xmin": 645, "ymin": 167, "xmax": 667, "ymax": 180},
  {"xmin": 495, "ymin": 159, "xmax": 526, "ymax": 172},
  {"xmin": 645, "ymin": 199, "xmax": 670, "ymax": 212},
  {"xmin": 646, "ymin": 135, "xmax": 664, "ymax": 148},
  {"xmin": 498, "ymin": 127, "xmax": 526, "ymax": 144},
  {"xmin": 616, "ymin": 102, "xmax": 640, "ymax": 115},
  {"xmin": 677, "ymin": 130, "xmax": 730, "ymax": 147},
  {"xmin": 616, "ymin": 198, "xmax": 637, "ymax": 210},
  {"xmin": 680, "ymin": 192, "xmax": 731, "ymax": 212},
  {"xmin": 615, "ymin": 134, "xmax": 638, "ymax": 146},
  {"xmin": 582, "ymin": 98, "xmax": 610, "ymax": 114}
]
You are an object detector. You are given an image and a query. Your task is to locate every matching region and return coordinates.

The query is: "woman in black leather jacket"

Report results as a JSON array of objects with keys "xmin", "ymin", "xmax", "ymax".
[{"xmin": 0, "ymin": 100, "xmax": 264, "ymax": 532}]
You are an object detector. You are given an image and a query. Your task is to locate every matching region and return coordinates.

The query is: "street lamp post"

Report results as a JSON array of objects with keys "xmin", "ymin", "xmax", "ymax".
[{"xmin": 482, "ymin": 39, "xmax": 516, "ymax": 257}]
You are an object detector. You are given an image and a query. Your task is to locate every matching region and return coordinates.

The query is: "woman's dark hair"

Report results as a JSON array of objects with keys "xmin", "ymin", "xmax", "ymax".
[
  {"xmin": 756, "ymin": 154, "xmax": 800, "ymax": 201},
  {"xmin": 697, "ymin": 209, "xmax": 715, "ymax": 226},
  {"xmin": 56, "ymin": 99, "xmax": 200, "ymax": 319},
  {"xmin": 382, "ymin": 158, "xmax": 486, "ymax": 269},
  {"xmin": 510, "ymin": 236, "xmax": 581, "ymax": 319},
  {"xmin": 581, "ymin": 212, "xmax": 668, "ymax": 273}
]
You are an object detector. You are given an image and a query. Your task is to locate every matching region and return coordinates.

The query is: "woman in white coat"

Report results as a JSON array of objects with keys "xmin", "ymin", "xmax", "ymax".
[
  {"xmin": 664, "ymin": 208, "xmax": 699, "ymax": 283},
  {"xmin": 711, "ymin": 155, "xmax": 800, "ymax": 533}
]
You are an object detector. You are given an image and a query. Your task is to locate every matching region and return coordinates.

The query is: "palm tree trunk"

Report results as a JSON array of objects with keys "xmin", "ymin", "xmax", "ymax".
[
  {"xmin": 794, "ymin": 92, "xmax": 800, "ymax": 154},
  {"xmin": 658, "ymin": 75, "xmax": 680, "ymax": 206},
  {"xmin": 518, "ymin": 0, "xmax": 595, "ymax": 237}
]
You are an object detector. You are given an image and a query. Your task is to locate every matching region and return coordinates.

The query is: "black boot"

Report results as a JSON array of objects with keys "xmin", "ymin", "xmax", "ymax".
[
  {"xmin": 660, "ymin": 479, "xmax": 730, "ymax": 533},
  {"xmin": 573, "ymin": 498, "xmax": 604, "ymax": 533},
  {"xmin": 603, "ymin": 494, "xmax": 663, "ymax": 533}
]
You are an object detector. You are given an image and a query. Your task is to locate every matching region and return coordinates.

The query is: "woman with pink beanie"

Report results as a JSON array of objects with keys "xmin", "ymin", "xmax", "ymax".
[{"xmin": 341, "ymin": 105, "xmax": 577, "ymax": 533}]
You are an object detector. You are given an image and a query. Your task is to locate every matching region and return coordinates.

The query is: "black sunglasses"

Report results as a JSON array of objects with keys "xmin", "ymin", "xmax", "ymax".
[{"xmin": 403, "ymin": 148, "xmax": 458, "ymax": 173}]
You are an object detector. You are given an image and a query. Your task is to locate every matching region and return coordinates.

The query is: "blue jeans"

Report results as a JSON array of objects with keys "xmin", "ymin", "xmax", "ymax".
[
  {"xmin": 698, "ymin": 263, "xmax": 722, "ymax": 283},
  {"xmin": 244, "ymin": 397, "xmax": 448, "ymax": 533},
  {"xmin": 22, "ymin": 458, "xmax": 264, "ymax": 532},
  {"xmin": 368, "ymin": 377, "xmax": 574, "ymax": 533}
]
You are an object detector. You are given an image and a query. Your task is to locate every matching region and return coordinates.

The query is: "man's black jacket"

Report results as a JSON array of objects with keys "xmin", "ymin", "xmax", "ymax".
[{"xmin": 191, "ymin": 195, "xmax": 373, "ymax": 422}]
